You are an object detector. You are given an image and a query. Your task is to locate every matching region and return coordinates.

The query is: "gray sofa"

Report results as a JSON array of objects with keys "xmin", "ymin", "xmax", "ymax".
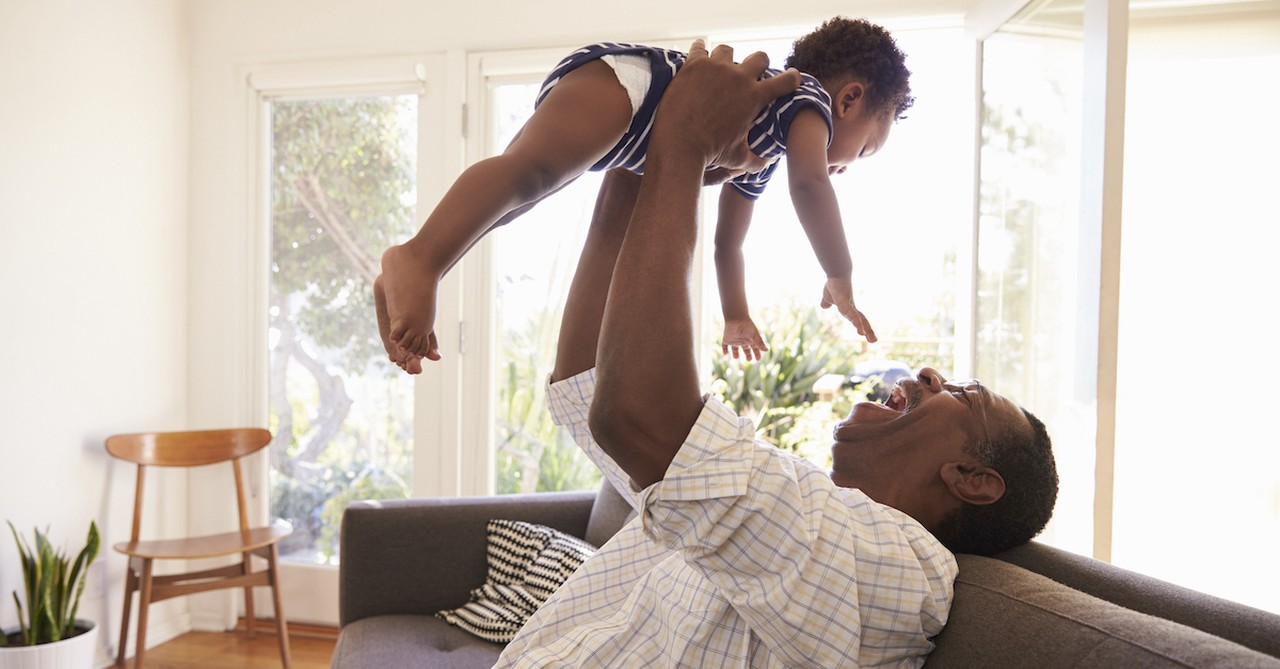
[{"xmin": 333, "ymin": 482, "xmax": 1280, "ymax": 668}]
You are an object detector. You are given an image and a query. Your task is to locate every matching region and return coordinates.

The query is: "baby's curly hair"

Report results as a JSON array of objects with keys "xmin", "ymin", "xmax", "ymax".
[{"xmin": 785, "ymin": 17, "xmax": 914, "ymax": 121}]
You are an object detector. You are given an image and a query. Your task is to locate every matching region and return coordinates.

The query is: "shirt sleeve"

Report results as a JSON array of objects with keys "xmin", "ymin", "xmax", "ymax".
[{"xmin": 546, "ymin": 368, "xmax": 644, "ymax": 511}]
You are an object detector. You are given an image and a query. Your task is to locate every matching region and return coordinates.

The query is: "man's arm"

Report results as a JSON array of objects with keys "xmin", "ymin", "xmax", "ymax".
[{"xmin": 588, "ymin": 42, "xmax": 802, "ymax": 489}]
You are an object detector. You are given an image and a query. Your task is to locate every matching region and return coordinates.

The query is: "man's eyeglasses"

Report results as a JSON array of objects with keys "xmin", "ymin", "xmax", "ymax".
[{"xmin": 943, "ymin": 379, "xmax": 992, "ymax": 452}]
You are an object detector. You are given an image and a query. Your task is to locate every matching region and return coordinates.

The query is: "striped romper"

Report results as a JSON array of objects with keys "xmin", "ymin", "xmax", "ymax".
[{"xmin": 535, "ymin": 42, "xmax": 833, "ymax": 201}]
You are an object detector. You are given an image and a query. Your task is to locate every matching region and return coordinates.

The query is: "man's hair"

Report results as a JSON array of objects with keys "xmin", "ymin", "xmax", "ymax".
[
  {"xmin": 785, "ymin": 16, "xmax": 915, "ymax": 121},
  {"xmin": 931, "ymin": 408, "xmax": 1059, "ymax": 556}
]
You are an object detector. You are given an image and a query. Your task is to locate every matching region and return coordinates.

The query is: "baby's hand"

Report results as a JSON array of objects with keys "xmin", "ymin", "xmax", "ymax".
[
  {"xmin": 821, "ymin": 278, "xmax": 878, "ymax": 343},
  {"xmin": 722, "ymin": 318, "xmax": 768, "ymax": 361}
]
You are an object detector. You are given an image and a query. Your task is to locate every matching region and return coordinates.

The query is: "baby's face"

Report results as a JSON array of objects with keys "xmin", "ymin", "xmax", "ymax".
[{"xmin": 827, "ymin": 112, "xmax": 893, "ymax": 175}]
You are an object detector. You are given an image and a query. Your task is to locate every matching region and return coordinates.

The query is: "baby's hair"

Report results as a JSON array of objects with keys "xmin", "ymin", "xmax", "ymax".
[{"xmin": 786, "ymin": 16, "xmax": 914, "ymax": 121}]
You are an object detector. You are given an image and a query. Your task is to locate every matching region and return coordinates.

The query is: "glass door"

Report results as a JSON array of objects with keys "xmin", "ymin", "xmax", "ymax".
[
  {"xmin": 268, "ymin": 94, "xmax": 419, "ymax": 565},
  {"xmin": 1113, "ymin": 2, "xmax": 1280, "ymax": 613},
  {"xmin": 976, "ymin": 0, "xmax": 1092, "ymax": 553}
]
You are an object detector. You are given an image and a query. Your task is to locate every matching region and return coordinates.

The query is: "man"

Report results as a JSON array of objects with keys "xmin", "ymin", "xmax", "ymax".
[{"xmin": 494, "ymin": 41, "xmax": 1058, "ymax": 668}]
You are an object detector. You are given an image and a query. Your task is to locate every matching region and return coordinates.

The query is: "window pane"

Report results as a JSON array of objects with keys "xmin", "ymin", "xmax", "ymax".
[
  {"xmin": 269, "ymin": 96, "xmax": 417, "ymax": 563},
  {"xmin": 490, "ymin": 82, "xmax": 603, "ymax": 494},
  {"xmin": 1115, "ymin": 7, "xmax": 1280, "ymax": 613},
  {"xmin": 978, "ymin": 2, "xmax": 1092, "ymax": 554}
]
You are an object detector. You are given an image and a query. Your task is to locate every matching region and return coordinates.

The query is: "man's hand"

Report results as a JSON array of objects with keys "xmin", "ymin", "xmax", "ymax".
[
  {"xmin": 821, "ymin": 277, "xmax": 878, "ymax": 343},
  {"xmin": 650, "ymin": 40, "xmax": 802, "ymax": 171}
]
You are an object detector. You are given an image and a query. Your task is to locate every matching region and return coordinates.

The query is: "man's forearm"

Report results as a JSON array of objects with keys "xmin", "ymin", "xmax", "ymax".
[
  {"xmin": 590, "ymin": 139, "xmax": 706, "ymax": 489},
  {"xmin": 585, "ymin": 41, "xmax": 801, "ymax": 490}
]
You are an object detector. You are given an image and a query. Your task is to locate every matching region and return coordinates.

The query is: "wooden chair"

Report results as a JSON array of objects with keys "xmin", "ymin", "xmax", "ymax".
[{"xmin": 106, "ymin": 428, "xmax": 292, "ymax": 668}]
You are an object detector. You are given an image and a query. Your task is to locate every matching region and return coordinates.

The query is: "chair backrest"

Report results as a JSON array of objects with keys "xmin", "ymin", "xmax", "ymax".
[
  {"xmin": 105, "ymin": 428, "xmax": 272, "ymax": 466},
  {"xmin": 105, "ymin": 428, "xmax": 273, "ymax": 543}
]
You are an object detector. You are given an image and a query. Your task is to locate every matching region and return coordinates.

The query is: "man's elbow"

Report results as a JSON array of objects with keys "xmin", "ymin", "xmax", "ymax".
[
  {"xmin": 587, "ymin": 394, "xmax": 670, "ymax": 489},
  {"xmin": 587, "ymin": 393, "xmax": 622, "ymax": 450}
]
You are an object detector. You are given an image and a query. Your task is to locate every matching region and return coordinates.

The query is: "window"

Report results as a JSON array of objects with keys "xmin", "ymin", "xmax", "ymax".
[
  {"xmin": 268, "ymin": 94, "xmax": 419, "ymax": 564},
  {"xmin": 977, "ymin": 0, "xmax": 1280, "ymax": 614},
  {"xmin": 251, "ymin": 56, "xmax": 450, "ymax": 624},
  {"xmin": 1114, "ymin": 5, "xmax": 1280, "ymax": 613},
  {"xmin": 486, "ymin": 80, "xmax": 604, "ymax": 494},
  {"xmin": 976, "ymin": 0, "xmax": 1093, "ymax": 554}
]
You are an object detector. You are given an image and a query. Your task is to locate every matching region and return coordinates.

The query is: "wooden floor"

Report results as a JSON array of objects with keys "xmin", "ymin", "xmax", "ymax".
[{"xmin": 120, "ymin": 621, "xmax": 336, "ymax": 669}]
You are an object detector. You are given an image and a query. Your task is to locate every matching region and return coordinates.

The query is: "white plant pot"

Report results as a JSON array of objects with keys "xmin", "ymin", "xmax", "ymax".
[{"xmin": 0, "ymin": 621, "xmax": 97, "ymax": 669}]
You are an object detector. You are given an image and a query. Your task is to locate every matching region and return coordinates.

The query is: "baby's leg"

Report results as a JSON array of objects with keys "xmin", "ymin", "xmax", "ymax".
[{"xmin": 380, "ymin": 59, "xmax": 633, "ymax": 361}]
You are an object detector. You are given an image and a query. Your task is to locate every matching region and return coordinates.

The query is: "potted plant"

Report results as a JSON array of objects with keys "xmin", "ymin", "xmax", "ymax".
[{"xmin": 0, "ymin": 521, "xmax": 100, "ymax": 669}]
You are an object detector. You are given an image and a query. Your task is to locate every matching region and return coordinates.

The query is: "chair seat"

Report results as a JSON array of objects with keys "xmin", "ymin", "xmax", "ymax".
[{"xmin": 114, "ymin": 524, "xmax": 291, "ymax": 559}]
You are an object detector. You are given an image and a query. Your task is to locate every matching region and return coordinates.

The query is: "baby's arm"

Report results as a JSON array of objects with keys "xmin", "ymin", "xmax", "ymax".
[
  {"xmin": 785, "ymin": 108, "xmax": 877, "ymax": 343},
  {"xmin": 714, "ymin": 187, "xmax": 767, "ymax": 360}
]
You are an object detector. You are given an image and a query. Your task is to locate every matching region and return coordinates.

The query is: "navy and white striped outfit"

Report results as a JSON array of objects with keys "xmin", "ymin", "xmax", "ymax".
[{"xmin": 535, "ymin": 42, "xmax": 833, "ymax": 201}]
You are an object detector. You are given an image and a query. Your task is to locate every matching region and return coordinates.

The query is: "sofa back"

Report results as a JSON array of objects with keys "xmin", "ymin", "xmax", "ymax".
[
  {"xmin": 584, "ymin": 478, "xmax": 636, "ymax": 547},
  {"xmin": 993, "ymin": 541, "xmax": 1280, "ymax": 659},
  {"xmin": 927, "ymin": 553, "xmax": 1280, "ymax": 668}
]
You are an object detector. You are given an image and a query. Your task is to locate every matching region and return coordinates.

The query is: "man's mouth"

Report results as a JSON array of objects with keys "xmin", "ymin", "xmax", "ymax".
[{"xmin": 883, "ymin": 385, "xmax": 909, "ymax": 413}]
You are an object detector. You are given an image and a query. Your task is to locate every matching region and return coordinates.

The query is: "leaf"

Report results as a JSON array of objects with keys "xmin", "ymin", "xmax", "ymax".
[
  {"xmin": 64, "ymin": 521, "xmax": 100, "ymax": 636},
  {"xmin": 5, "ymin": 521, "xmax": 100, "ymax": 645}
]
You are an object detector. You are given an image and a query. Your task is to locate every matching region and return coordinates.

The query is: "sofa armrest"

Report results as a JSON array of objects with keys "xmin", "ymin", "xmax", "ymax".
[{"xmin": 338, "ymin": 490, "xmax": 597, "ymax": 627}]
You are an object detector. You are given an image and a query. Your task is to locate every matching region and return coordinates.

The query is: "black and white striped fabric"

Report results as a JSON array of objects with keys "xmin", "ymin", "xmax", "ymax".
[{"xmin": 436, "ymin": 519, "xmax": 596, "ymax": 643}]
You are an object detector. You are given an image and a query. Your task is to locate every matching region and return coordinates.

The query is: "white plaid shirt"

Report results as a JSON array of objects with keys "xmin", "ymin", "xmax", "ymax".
[{"xmin": 494, "ymin": 369, "xmax": 957, "ymax": 668}]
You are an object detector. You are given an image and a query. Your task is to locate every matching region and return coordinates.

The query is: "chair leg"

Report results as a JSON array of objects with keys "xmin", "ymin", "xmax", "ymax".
[
  {"xmin": 242, "ymin": 553, "xmax": 256, "ymax": 640},
  {"xmin": 135, "ymin": 558, "xmax": 154, "ymax": 669},
  {"xmin": 267, "ymin": 544, "xmax": 292, "ymax": 668},
  {"xmin": 116, "ymin": 558, "xmax": 139, "ymax": 668}
]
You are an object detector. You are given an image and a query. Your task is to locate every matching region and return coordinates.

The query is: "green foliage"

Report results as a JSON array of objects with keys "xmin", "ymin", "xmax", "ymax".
[
  {"xmin": 709, "ymin": 302, "xmax": 952, "ymax": 459},
  {"xmin": 3, "ymin": 522, "xmax": 99, "ymax": 646},
  {"xmin": 710, "ymin": 302, "xmax": 864, "ymax": 449},
  {"xmin": 494, "ymin": 304, "xmax": 601, "ymax": 495},
  {"xmin": 270, "ymin": 96, "xmax": 417, "ymax": 375}
]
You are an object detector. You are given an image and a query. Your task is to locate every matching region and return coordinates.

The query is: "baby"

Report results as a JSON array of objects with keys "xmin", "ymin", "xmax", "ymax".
[{"xmin": 376, "ymin": 16, "xmax": 913, "ymax": 373}]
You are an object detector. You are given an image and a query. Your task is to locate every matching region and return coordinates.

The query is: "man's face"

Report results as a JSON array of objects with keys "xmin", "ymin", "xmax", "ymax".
[{"xmin": 829, "ymin": 367, "xmax": 1028, "ymax": 512}]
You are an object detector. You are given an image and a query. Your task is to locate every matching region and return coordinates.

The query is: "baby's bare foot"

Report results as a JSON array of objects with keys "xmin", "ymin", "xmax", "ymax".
[
  {"xmin": 375, "ymin": 276, "xmax": 429, "ymax": 374},
  {"xmin": 380, "ymin": 244, "xmax": 443, "ymax": 360}
]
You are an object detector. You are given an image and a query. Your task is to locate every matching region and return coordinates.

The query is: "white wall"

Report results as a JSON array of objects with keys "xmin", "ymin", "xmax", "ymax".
[{"xmin": 0, "ymin": 0, "xmax": 191, "ymax": 663}]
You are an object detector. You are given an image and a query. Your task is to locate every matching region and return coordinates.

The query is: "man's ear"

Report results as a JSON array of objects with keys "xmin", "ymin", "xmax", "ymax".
[
  {"xmin": 834, "ymin": 81, "xmax": 866, "ymax": 119},
  {"xmin": 940, "ymin": 462, "xmax": 1005, "ymax": 506}
]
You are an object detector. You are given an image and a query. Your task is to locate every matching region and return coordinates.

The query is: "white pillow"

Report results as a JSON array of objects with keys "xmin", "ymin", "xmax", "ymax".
[{"xmin": 436, "ymin": 519, "xmax": 596, "ymax": 643}]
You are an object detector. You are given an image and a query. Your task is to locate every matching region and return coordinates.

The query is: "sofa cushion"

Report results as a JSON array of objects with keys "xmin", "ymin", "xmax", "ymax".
[
  {"xmin": 331, "ymin": 615, "xmax": 503, "ymax": 669},
  {"xmin": 925, "ymin": 554, "xmax": 1280, "ymax": 668},
  {"xmin": 437, "ymin": 520, "xmax": 595, "ymax": 643}
]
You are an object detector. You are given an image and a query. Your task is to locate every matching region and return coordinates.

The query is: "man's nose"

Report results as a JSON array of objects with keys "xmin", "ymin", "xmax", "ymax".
[{"xmin": 917, "ymin": 367, "xmax": 946, "ymax": 391}]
